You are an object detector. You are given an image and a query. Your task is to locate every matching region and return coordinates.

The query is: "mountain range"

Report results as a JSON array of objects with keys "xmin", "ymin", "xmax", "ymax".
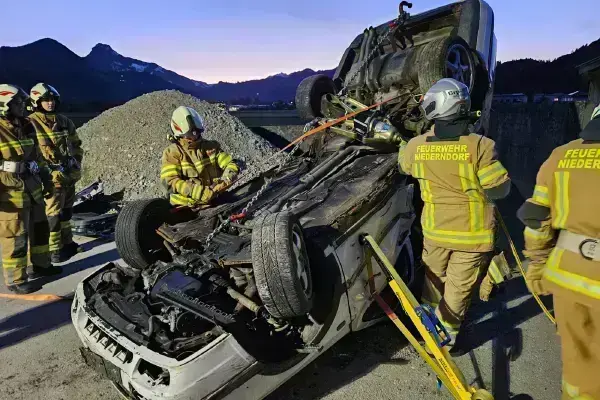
[{"xmin": 0, "ymin": 37, "xmax": 598, "ymax": 111}]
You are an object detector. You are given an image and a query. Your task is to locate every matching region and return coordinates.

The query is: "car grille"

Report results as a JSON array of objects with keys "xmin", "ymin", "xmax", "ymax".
[{"xmin": 84, "ymin": 318, "xmax": 133, "ymax": 365}]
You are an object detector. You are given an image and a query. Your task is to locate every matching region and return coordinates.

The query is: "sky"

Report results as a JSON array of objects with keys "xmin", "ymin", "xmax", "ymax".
[{"xmin": 4, "ymin": 0, "xmax": 600, "ymax": 84}]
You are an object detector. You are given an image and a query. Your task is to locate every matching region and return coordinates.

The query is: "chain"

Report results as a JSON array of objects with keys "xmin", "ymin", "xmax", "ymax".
[
  {"xmin": 203, "ymin": 20, "xmax": 401, "ymax": 248},
  {"xmin": 204, "ymin": 139, "xmax": 304, "ymax": 247},
  {"xmin": 338, "ymin": 21, "xmax": 398, "ymax": 96}
]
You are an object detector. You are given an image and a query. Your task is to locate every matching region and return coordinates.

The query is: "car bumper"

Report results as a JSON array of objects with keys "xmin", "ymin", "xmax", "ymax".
[{"xmin": 71, "ymin": 270, "xmax": 259, "ymax": 400}]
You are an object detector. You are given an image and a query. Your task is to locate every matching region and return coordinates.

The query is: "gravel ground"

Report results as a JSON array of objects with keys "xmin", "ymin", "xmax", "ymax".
[{"xmin": 77, "ymin": 90, "xmax": 282, "ymax": 200}]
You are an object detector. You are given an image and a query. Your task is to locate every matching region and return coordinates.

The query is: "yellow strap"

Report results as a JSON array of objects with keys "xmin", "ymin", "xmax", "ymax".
[
  {"xmin": 495, "ymin": 208, "xmax": 556, "ymax": 325},
  {"xmin": 363, "ymin": 235, "xmax": 477, "ymax": 400}
]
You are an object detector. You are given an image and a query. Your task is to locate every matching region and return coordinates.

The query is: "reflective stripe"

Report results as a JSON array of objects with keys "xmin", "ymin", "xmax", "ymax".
[
  {"xmin": 191, "ymin": 184, "xmax": 202, "ymax": 200},
  {"xmin": 459, "ymin": 163, "xmax": 484, "ymax": 232},
  {"xmin": 217, "ymin": 153, "xmax": 233, "ymax": 169},
  {"xmin": 0, "ymin": 139, "xmax": 34, "ymax": 150},
  {"xmin": 524, "ymin": 226, "xmax": 553, "ymax": 241},
  {"xmin": 30, "ymin": 187, "xmax": 43, "ymax": 202},
  {"xmin": 423, "ymin": 228, "xmax": 494, "ymax": 245},
  {"xmin": 554, "ymin": 171, "xmax": 570, "ymax": 228},
  {"xmin": 37, "ymin": 131, "xmax": 69, "ymax": 140},
  {"xmin": 224, "ymin": 163, "xmax": 239, "ymax": 173},
  {"xmin": 488, "ymin": 260, "xmax": 505, "ymax": 284},
  {"xmin": 0, "ymin": 191, "xmax": 29, "ymax": 208},
  {"xmin": 562, "ymin": 379, "xmax": 594, "ymax": 399},
  {"xmin": 477, "ymin": 160, "xmax": 508, "ymax": 186},
  {"xmin": 2, "ymin": 257, "xmax": 27, "ymax": 268},
  {"xmin": 544, "ymin": 248, "xmax": 600, "ymax": 299},
  {"xmin": 169, "ymin": 193, "xmax": 193, "ymax": 206},
  {"xmin": 30, "ymin": 244, "xmax": 49, "ymax": 255},
  {"xmin": 194, "ymin": 159, "xmax": 211, "ymax": 173},
  {"xmin": 61, "ymin": 221, "xmax": 72, "ymax": 229},
  {"xmin": 413, "ymin": 162, "xmax": 434, "ymax": 229},
  {"xmin": 160, "ymin": 164, "xmax": 181, "ymax": 179},
  {"xmin": 532, "ymin": 185, "xmax": 550, "ymax": 206}
]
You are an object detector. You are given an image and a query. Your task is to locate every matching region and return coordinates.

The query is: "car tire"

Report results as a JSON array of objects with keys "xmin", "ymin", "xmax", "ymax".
[
  {"xmin": 115, "ymin": 198, "xmax": 171, "ymax": 270},
  {"xmin": 251, "ymin": 211, "xmax": 313, "ymax": 319},
  {"xmin": 295, "ymin": 74, "xmax": 336, "ymax": 121},
  {"xmin": 417, "ymin": 36, "xmax": 475, "ymax": 94}
]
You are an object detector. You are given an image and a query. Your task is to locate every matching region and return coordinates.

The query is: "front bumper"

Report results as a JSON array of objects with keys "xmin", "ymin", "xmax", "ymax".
[{"xmin": 71, "ymin": 270, "xmax": 258, "ymax": 400}]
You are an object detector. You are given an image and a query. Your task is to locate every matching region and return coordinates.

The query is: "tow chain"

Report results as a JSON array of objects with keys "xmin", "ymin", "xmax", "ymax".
[
  {"xmin": 204, "ymin": 10, "xmax": 407, "ymax": 248},
  {"xmin": 203, "ymin": 140, "xmax": 303, "ymax": 247}
]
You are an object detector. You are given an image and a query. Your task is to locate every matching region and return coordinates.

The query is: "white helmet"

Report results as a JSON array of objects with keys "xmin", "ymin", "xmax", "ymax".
[
  {"xmin": 170, "ymin": 106, "xmax": 205, "ymax": 138},
  {"xmin": 30, "ymin": 82, "xmax": 60, "ymax": 108},
  {"xmin": 0, "ymin": 84, "xmax": 29, "ymax": 117},
  {"xmin": 592, "ymin": 104, "xmax": 600, "ymax": 121},
  {"xmin": 421, "ymin": 78, "xmax": 471, "ymax": 121}
]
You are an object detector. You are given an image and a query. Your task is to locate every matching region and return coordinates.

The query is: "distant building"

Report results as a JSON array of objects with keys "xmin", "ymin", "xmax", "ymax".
[
  {"xmin": 492, "ymin": 93, "xmax": 528, "ymax": 104},
  {"xmin": 578, "ymin": 56, "xmax": 600, "ymax": 104}
]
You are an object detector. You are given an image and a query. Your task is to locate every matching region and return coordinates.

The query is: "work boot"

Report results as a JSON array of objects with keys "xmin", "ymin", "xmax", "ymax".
[
  {"xmin": 51, "ymin": 242, "xmax": 84, "ymax": 263},
  {"xmin": 28, "ymin": 264, "xmax": 63, "ymax": 280},
  {"xmin": 62, "ymin": 241, "xmax": 84, "ymax": 260},
  {"xmin": 7, "ymin": 280, "xmax": 42, "ymax": 294}
]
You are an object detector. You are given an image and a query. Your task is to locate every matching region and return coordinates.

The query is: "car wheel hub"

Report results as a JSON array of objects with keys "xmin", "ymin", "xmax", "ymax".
[
  {"xmin": 446, "ymin": 44, "xmax": 473, "ymax": 88},
  {"xmin": 292, "ymin": 226, "xmax": 312, "ymax": 299}
]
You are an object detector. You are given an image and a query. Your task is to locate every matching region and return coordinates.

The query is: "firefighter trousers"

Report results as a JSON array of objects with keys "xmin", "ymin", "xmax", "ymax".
[
  {"xmin": 555, "ymin": 295, "xmax": 600, "ymax": 399},
  {"xmin": 0, "ymin": 201, "xmax": 51, "ymax": 286},
  {"xmin": 421, "ymin": 241, "xmax": 491, "ymax": 335},
  {"xmin": 45, "ymin": 185, "xmax": 75, "ymax": 252}
]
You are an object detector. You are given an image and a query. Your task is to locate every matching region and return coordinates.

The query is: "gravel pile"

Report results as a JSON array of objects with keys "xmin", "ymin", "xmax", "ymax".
[{"xmin": 77, "ymin": 90, "xmax": 283, "ymax": 200}]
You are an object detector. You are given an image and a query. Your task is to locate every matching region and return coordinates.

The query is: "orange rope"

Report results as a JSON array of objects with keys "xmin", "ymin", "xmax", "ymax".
[{"xmin": 0, "ymin": 292, "xmax": 73, "ymax": 302}]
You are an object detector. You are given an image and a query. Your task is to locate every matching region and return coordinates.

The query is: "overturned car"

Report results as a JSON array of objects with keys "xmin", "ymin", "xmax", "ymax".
[{"xmin": 71, "ymin": 1, "xmax": 497, "ymax": 399}]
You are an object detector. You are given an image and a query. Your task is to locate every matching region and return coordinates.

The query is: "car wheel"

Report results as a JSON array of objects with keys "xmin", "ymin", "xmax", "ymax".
[
  {"xmin": 417, "ymin": 36, "xmax": 476, "ymax": 94},
  {"xmin": 295, "ymin": 74, "xmax": 336, "ymax": 121},
  {"xmin": 251, "ymin": 211, "xmax": 313, "ymax": 319},
  {"xmin": 115, "ymin": 198, "xmax": 171, "ymax": 270}
]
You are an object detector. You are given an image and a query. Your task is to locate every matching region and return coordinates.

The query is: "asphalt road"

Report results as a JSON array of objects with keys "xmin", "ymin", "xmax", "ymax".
[{"xmin": 0, "ymin": 235, "xmax": 561, "ymax": 400}]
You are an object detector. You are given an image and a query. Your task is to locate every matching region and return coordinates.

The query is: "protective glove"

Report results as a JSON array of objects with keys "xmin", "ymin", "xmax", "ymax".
[
  {"xmin": 51, "ymin": 170, "xmax": 70, "ymax": 187},
  {"xmin": 221, "ymin": 169, "xmax": 238, "ymax": 185},
  {"xmin": 212, "ymin": 181, "xmax": 230, "ymax": 193},
  {"xmin": 525, "ymin": 260, "xmax": 550, "ymax": 296},
  {"xmin": 190, "ymin": 184, "xmax": 214, "ymax": 203}
]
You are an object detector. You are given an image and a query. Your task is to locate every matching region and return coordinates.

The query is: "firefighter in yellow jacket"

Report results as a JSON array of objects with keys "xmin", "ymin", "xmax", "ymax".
[
  {"xmin": 398, "ymin": 78, "xmax": 511, "ymax": 345},
  {"xmin": 517, "ymin": 104, "xmax": 600, "ymax": 399},
  {"xmin": 161, "ymin": 106, "xmax": 240, "ymax": 207},
  {"xmin": 0, "ymin": 85, "xmax": 61, "ymax": 294},
  {"xmin": 28, "ymin": 83, "xmax": 84, "ymax": 263}
]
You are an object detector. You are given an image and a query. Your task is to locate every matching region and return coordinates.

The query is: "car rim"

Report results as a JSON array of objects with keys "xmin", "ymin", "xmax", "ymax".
[
  {"xmin": 291, "ymin": 225, "xmax": 312, "ymax": 299},
  {"xmin": 446, "ymin": 44, "xmax": 474, "ymax": 89}
]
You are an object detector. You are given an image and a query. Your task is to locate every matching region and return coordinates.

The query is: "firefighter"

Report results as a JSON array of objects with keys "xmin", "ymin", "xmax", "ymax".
[
  {"xmin": 517, "ymin": 104, "xmax": 600, "ymax": 399},
  {"xmin": 0, "ymin": 84, "xmax": 61, "ymax": 294},
  {"xmin": 160, "ymin": 106, "xmax": 240, "ymax": 207},
  {"xmin": 29, "ymin": 83, "xmax": 84, "ymax": 263},
  {"xmin": 397, "ymin": 78, "xmax": 511, "ymax": 345}
]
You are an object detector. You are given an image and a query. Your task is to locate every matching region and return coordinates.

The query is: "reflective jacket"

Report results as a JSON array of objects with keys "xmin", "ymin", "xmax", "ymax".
[
  {"xmin": 520, "ymin": 120, "xmax": 600, "ymax": 304},
  {"xmin": 160, "ymin": 139, "xmax": 239, "ymax": 207},
  {"xmin": 0, "ymin": 117, "xmax": 51, "ymax": 210},
  {"xmin": 398, "ymin": 127, "xmax": 510, "ymax": 252},
  {"xmin": 28, "ymin": 112, "xmax": 83, "ymax": 186}
]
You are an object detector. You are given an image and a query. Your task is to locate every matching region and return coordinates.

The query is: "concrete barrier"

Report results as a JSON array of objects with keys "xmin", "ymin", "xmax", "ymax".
[{"xmin": 488, "ymin": 102, "xmax": 592, "ymax": 198}]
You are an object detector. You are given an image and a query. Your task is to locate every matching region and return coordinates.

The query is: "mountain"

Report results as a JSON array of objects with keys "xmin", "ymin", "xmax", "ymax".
[
  {"xmin": 494, "ymin": 38, "xmax": 600, "ymax": 95},
  {"xmin": 1, "ymin": 36, "xmax": 598, "ymax": 111},
  {"xmin": 0, "ymin": 38, "xmax": 185, "ymax": 110},
  {"xmin": 85, "ymin": 43, "xmax": 211, "ymax": 92},
  {"xmin": 200, "ymin": 68, "xmax": 335, "ymax": 103}
]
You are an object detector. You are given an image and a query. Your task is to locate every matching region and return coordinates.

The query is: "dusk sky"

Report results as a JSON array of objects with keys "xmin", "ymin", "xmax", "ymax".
[{"xmin": 5, "ymin": 0, "xmax": 600, "ymax": 83}]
